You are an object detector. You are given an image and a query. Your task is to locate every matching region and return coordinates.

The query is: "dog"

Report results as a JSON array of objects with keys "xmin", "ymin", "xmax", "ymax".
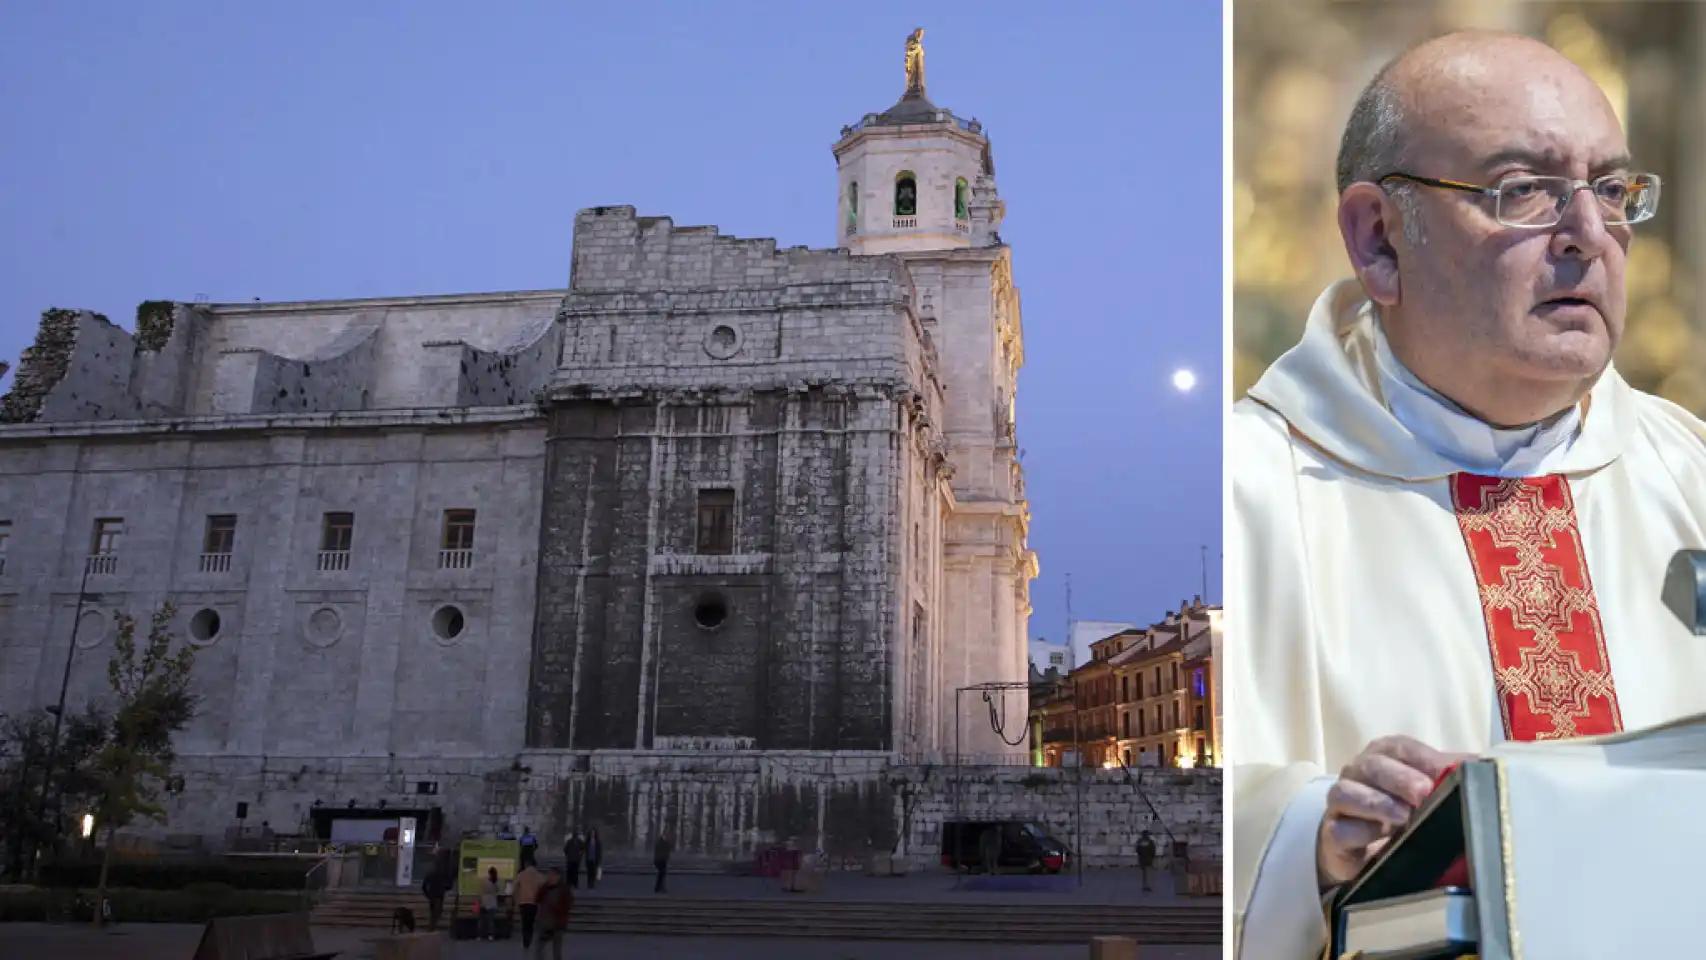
[{"xmin": 391, "ymin": 906, "xmax": 416, "ymax": 934}]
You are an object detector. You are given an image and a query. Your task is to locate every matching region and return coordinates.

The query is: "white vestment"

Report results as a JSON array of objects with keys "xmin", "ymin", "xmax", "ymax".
[{"xmin": 1231, "ymin": 280, "xmax": 1706, "ymax": 959}]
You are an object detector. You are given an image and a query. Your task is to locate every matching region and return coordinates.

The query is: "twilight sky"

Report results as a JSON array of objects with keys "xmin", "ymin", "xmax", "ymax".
[{"xmin": 0, "ymin": 2, "xmax": 1223, "ymax": 647}]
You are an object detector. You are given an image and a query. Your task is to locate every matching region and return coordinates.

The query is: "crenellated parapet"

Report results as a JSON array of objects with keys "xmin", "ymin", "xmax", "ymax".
[{"xmin": 556, "ymin": 206, "xmax": 931, "ymax": 400}]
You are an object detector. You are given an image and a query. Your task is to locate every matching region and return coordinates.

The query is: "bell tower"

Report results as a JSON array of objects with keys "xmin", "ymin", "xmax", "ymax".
[
  {"xmin": 832, "ymin": 28, "xmax": 1004, "ymax": 255},
  {"xmin": 832, "ymin": 29, "xmax": 1035, "ymax": 760}
]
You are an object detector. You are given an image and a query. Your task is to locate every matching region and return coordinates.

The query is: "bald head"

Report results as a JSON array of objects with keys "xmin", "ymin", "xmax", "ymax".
[
  {"xmin": 1333, "ymin": 29, "xmax": 1641, "ymax": 428},
  {"xmin": 1336, "ymin": 32, "xmax": 1620, "ymax": 193}
]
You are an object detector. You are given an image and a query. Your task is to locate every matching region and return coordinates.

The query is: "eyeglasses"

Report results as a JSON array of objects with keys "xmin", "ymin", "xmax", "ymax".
[{"xmin": 1377, "ymin": 171, "xmax": 1661, "ymax": 228}]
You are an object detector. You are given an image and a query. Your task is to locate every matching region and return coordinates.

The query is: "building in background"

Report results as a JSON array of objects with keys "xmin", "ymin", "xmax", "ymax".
[
  {"xmin": 1028, "ymin": 637, "xmax": 1071, "ymax": 678},
  {"xmin": 0, "ymin": 35, "xmax": 1037, "ymax": 857},
  {"xmin": 1066, "ymin": 619, "xmax": 1137, "ymax": 671},
  {"xmin": 1030, "ymin": 599, "xmax": 1219, "ymax": 769}
]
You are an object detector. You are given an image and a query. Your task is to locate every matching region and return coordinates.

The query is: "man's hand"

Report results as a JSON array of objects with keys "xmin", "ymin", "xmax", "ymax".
[{"xmin": 1317, "ymin": 735, "xmax": 1467, "ymax": 889}]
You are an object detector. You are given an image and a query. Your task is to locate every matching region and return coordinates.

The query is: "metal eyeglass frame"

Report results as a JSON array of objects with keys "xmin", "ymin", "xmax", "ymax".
[{"xmin": 1376, "ymin": 171, "xmax": 1661, "ymax": 228}]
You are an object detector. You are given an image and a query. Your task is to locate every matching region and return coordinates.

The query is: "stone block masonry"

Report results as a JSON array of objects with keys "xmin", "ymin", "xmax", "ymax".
[
  {"xmin": 493, "ymin": 751, "xmax": 1221, "ymax": 868},
  {"xmin": 528, "ymin": 206, "xmax": 943, "ymax": 755}
]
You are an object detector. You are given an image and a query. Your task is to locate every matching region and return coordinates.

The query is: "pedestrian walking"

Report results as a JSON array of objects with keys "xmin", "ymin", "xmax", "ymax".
[
  {"xmin": 653, "ymin": 832, "xmax": 673, "ymax": 893},
  {"xmin": 1136, "ymin": 830, "xmax": 1158, "ymax": 893},
  {"xmin": 532, "ymin": 867, "xmax": 573, "ymax": 960},
  {"xmin": 520, "ymin": 824, "xmax": 539, "ymax": 869},
  {"xmin": 421, "ymin": 864, "xmax": 448, "ymax": 931},
  {"xmin": 513, "ymin": 859, "xmax": 546, "ymax": 947},
  {"xmin": 477, "ymin": 866, "xmax": 502, "ymax": 941},
  {"xmin": 585, "ymin": 827, "xmax": 603, "ymax": 889},
  {"xmin": 563, "ymin": 831, "xmax": 585, "ymax": 888}
]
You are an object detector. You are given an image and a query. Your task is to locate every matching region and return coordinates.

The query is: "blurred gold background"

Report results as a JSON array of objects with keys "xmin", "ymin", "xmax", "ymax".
[{"xmin": 1234, "ymin": 1, "xmax": 1706, "ymax": 413}]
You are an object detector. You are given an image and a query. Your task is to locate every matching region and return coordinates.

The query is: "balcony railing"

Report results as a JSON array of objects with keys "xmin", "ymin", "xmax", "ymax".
[
  {"xmin": 438, "ymin": 548, "xmax": 474, "ymax": 570},
  {"xmin": 85, "ymin": 553, "xmax": 118, "ymax": 576},
  {"xmin": 845, "ymin": 222, "xmax": 858, "ymax": 237},
  {"xmin": 199, "ymin": 552, "xmax": 232, "ymax": 574},
  {"xmin": 316, "ymin": 550, "xmax": 351, "ymax": 573},
  {"xmin": 954, "ymin": 220, "xmax": 970, "ymax": 234},
  {"xmin": 892, "ymin": 217, "xmax": 917, "ymax": 229}
]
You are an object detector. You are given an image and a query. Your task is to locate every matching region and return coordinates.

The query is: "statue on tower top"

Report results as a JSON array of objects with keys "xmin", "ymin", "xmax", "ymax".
[{"xmin": 904, "ymin": 28, "xmax": 926, "ymax": 95}]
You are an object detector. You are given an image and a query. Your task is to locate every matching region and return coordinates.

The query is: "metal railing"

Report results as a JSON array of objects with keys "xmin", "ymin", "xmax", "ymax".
[
  {"xmin": 438, "ymin": 548, "xmax": 474, "ymax": 570},
  {"xmin": 302, "ymin": 853, "xmax": 332, "ymax": 911},
  {"xmin": 316, "ymin": 550, "xmax": 351, "ymax": 572},
  {"xmin": 84, "ymin": 554, "xmax": 117, "ymax": 576},
  {"xmin": 954, "ymin": 220, "xmax": 970, "ymax": 234},
  {"xmin": 892, "ymin": 217, "xmax": 917, "ymax": 229},
  {"xmin": 198, "ymin": 552, "xmax": 231, "ymax": 574}
]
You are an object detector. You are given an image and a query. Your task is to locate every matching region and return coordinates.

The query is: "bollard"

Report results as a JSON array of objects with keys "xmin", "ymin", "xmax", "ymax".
[{"xmin": 1089, "ymin": 934, "xmax": 1139, "ymax": 960}]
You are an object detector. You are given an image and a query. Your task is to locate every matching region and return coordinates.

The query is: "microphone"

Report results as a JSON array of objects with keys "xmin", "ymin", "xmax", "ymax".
[{"xmin": 1663, "ymin": 549, "xmax": 1706, "ymax": 635}]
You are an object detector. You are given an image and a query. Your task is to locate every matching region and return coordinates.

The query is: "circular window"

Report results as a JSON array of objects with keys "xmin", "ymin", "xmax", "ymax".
[
  {"xmin": 189, "ymin": 608, "xmax": 222, "ymax": 645},
  {"xmin": 304, "ymin": 606, "xmax": 343, "ymax": 648},
  {"xmin": 432, "ymin": 605, "xmax": 466, "ymax": 643},
  {"xmin": 703, "ymin": 323, "xmax": 742, "ymax": 360},
  {"xmin": 693, "ymin": 593, "xmax": 729, "ymax": 631},
  {"xmin": 75, "ymin": 610, "xmax": 109, "ymax": 649}
]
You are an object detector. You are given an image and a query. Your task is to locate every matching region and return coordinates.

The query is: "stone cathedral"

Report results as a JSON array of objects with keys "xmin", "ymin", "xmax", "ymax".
[{"xmin": 0, "ymin": 35, "xmax": 1036, "ymax": 855}]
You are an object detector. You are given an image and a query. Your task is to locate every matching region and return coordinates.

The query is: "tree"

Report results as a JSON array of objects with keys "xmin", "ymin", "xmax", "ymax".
[
  {"xmin": 0, "ymin": 706, "xmax": 109, "ymax": 880},
  {"xmin": 90, "ymin": 603, "xmax": 197, "ymax": 925}
]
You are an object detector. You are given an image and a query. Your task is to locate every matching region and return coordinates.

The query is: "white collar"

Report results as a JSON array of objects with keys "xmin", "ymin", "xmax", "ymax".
[
  {"xmin": 1246, "ymin": 280, "xmax": 1632, "ymax": 483},
  {"xmin": 1371, "ymin": 317, "xmax": 1582, "ymax": 477}
]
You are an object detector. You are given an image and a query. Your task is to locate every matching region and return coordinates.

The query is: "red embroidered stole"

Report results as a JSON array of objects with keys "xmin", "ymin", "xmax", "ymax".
[{"xmin": 1449, "ymin": 474, "xmax": 1622, "ymax": 741}]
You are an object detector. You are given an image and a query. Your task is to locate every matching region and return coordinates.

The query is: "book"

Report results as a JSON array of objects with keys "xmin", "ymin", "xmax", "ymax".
[
  {"xmin": 1329, "ymin": 710, "xmax": 1706, "ymax": 959},
  {"xmin": 1339, "ymin": 887, "xmax": 1477, "ymax": 960}
]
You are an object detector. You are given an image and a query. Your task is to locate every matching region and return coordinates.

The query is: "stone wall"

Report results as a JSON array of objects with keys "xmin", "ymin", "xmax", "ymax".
[
  {"xmin": 241, "ymin": 321, "xmax": 381, "ymax": 414},
  {"xmin": 2, "ymin": 309, "xmax": 134, "ymax": 423},
  {"xmin": 491, "ymin": 751, "xmax": 1220, "ymax": 868},
  {"xmin": 0, "ymin": 410, "xmax": 544, "ymax": 760},
  {"xmin": 156, "ymin": 754, "xmax": 502, "ymax": 845},
  {"xmin": 528, "ymin": 206, "xmax": 946, "ymax": 755},
  {"xmin": 188, "ymin": 291, "xmax": 566, "ymax": 414}
]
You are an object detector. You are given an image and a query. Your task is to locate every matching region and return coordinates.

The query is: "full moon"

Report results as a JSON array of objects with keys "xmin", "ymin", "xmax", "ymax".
[{"xmin": 1172, "ymin": 368, "xmax": 1197, "ymax": 393}]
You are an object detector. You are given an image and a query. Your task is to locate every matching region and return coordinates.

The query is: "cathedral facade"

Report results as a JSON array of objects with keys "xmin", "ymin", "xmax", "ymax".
[{"xmin": 0, "ymin": 48, "xmax": 1035, "ymax": 852}]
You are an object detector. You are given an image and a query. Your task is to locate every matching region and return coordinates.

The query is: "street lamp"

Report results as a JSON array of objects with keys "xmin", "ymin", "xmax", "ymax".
[
  {"xmin": 34, "ymin": 559, "xmax": 100, "ymax": 875},
  {"xmin": 81, "ymin": 813, "xmax": 94, "ymax": 839}
]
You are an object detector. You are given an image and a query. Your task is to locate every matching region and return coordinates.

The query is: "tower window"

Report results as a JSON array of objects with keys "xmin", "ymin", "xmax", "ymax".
[
  {"xmin": 696, "ymin": 488, "xmax": 735, "ymax": 555},
  {"xmin": 954, "ymin": 177, "xmax": 969, "ymax": 219},
  {"xmin": 846, "ymin": 181, "xmax": 859, "ymax": 235},
  {"xmin": 894, "ymin": 172, "xmax": 917, "ymax": 217}
]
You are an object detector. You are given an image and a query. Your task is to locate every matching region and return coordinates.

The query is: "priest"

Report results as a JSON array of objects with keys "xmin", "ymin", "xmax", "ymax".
[{"xmin": 1231, "ymin": 32, "xmax": 1706, "ymax": 959}]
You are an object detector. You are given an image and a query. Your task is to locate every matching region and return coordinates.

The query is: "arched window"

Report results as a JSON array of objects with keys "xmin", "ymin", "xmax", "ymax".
[
  {"xmin": 894, "ymin": 172, "xmax": 917, "ymax": 217},
  {"xmin": 846, "ymin": 181, "xmax": 858, "ymax": 234},
  {"xmin": 954, "ymin": 177, "xmax": 969, "ymax": 219}
]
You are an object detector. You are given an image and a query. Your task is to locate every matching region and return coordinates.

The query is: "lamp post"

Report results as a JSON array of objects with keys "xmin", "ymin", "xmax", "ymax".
[{"xmin": 34, "ymin": 558, "xmax": 97, "ymax": 876}]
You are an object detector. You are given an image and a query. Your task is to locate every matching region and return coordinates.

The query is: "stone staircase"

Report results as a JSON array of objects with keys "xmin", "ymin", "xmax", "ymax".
[{"xmin": 309, "ymin": 888, "xmax": 1220, "ymax": 944}]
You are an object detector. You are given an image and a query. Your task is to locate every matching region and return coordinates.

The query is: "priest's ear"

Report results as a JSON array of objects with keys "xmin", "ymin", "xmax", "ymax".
[{"xmin": 1337, "ymin": 182, "xmax": 1402, "ymax": 307}]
